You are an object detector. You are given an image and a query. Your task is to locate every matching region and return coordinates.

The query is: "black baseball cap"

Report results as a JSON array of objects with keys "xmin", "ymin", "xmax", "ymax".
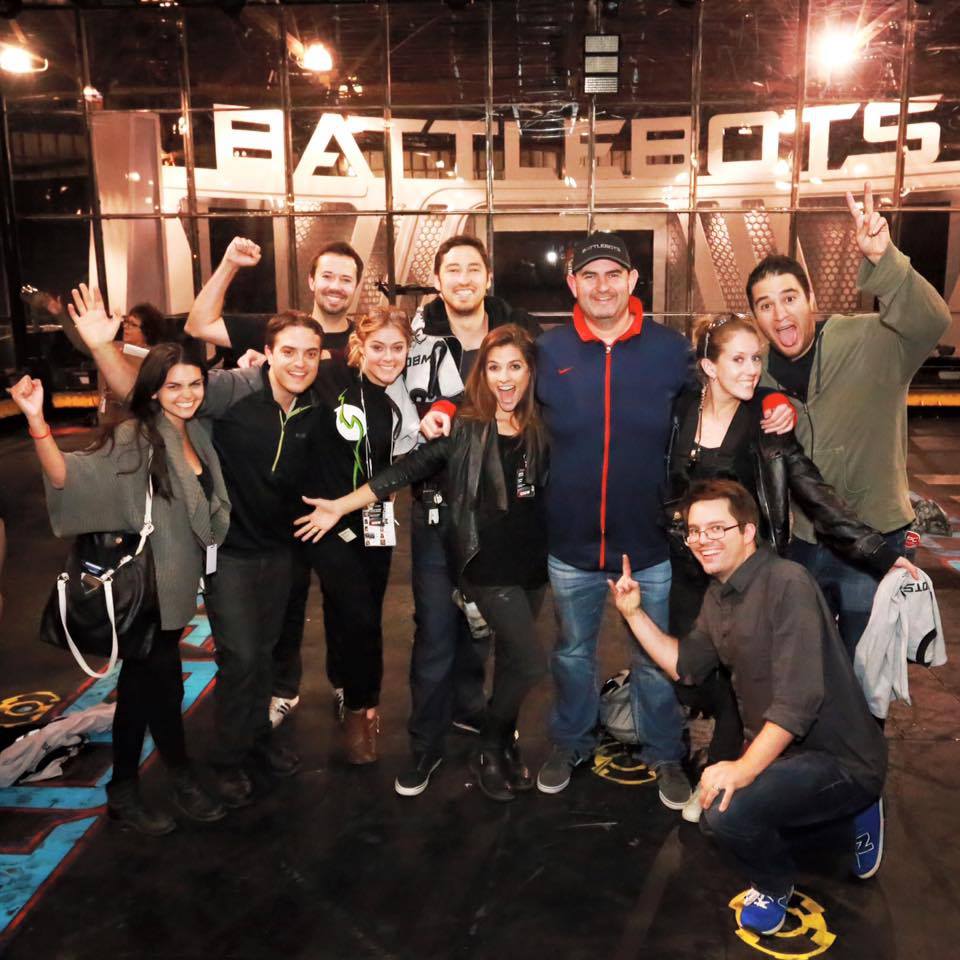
[{"xmin": 571, "ymin": 233, "xmax": 632, "ymax": 273}]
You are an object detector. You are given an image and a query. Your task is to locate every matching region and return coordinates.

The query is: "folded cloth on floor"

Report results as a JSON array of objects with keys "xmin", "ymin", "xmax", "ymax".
[
  {"xmin": 0, "ymin": 702, "xmax": 116, "ymax": 787},
  {"xmin": 855, "ymin": 568, "xmax": 946, "ymax": 719}
]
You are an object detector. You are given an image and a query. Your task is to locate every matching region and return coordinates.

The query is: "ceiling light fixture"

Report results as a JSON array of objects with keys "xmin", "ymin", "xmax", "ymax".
[{"xmin": 0, "ymin": 44, "xmax": 47, "ymax": 74}]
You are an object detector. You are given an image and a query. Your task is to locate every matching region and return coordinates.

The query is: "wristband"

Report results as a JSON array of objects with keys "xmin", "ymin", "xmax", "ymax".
[{"xmin": 29, "ymin": 425, "xmax": 51, "ymax": 440}]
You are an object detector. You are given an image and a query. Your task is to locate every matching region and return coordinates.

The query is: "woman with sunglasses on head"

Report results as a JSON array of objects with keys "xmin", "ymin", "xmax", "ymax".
[
  {"xmin": 665, "ymin": 313, "xmax": 918, "ymax": 819},
  {"xmin": 298, "ymin": 324, "xmax": 548, "ymax": 802},
  {"xmin": 8, "ymin": 337, "xmax": 231, "ymax": 836}
]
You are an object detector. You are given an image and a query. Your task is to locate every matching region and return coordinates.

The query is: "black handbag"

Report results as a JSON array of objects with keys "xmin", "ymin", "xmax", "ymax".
[{"xmin": 40, "ymin": 476, "xmax": 159, "ymax": 678}]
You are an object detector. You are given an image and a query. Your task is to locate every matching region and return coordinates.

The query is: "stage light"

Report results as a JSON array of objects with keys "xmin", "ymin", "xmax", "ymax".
[
  {"xmin": 0, "ymin": 44, "xmax": 47, "ymax": 75},
  {"xmin": 815, "ymin": 27, "xmax": 864, "ymax": 77},
  {"xmin": 302, "ymin": 42, "xmax": 333, "ymax": 73}
]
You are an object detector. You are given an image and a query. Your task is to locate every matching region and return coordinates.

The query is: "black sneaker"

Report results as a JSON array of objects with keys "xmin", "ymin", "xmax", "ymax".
[
  {"xmin": 395, "ymin": 753, "xmax": 443, "ymax": 797},
  {"xmin": 106, "ymin": 780, "xmax": 177, "ymax": 836},
  {"xmin": 171, "ymin": 768, "xmax": 227, "ymax": 823},
  {"xmin": 471, "ymin": 749, "xmax": 515, "ymax": 803},
  {"xmin": 213, "ymin": 765, "xmax": 254, "ymax": 808}
]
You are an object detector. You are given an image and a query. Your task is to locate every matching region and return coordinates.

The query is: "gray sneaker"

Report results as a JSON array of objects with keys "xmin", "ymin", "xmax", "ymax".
[
  {"xmin": 536, "ymin": 746, "xmax": 587, "ymax": 794},
  {"xmin": 655, "ymin": 761, "xmax": 692, "ymax": 810}
]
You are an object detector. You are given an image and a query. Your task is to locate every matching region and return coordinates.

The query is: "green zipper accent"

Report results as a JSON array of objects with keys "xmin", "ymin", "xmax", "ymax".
[
  {"xmin": 271, "ymin": 402, "xmax": 313, "ymax": 472},
  {"xmin": 336, "ymin": 388, "xmax": 366, "ymax": 489}
]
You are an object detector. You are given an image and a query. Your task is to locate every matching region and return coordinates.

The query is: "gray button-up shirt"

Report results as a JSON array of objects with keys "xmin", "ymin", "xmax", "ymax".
[{"xmin": 677, "ymin": 546, "xmax": 886, "ymax": 795}]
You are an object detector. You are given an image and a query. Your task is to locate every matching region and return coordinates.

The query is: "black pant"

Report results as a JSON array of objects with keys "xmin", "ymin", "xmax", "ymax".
[
  {"xmin": 461, "ymin": 580, "xmax": 547, "ymax": 750},
  {"xmin": 307, "ymin": 533, "xmax": 392, "ymax": 712},
  {"xmin": 204, "ymin": 547, "xmax": 293, "ymax": 766},
  {"xmin": 111, "ymin": 623, "xmax": 189, "ymax": 783}
]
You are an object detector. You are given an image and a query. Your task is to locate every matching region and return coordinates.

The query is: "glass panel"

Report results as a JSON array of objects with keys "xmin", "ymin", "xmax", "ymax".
[
  {"xmin": 8, "ymin": 112, "xmax": 90, "ymax": 216},
  {"xmin": 390, "ymin": 2, "xmax": 487, "ymax": 106},
  {"xmin": 911, "ymin": 2, "xmax": 960, "ymax": 100},
  {"xmin": 286, "ymin": 4, "xmax": 385, "ymax": 109},
  {"xmin": 489, "ymin": 103, "xmax": 591, "ymax": 207},
  {"xmin": 100, "ymin": 218, "xmax": 173, "ymax": 319},
  {"xmin": 186, "ymin": 7, "xmax": 282, "ymax": 110},
  {"xmin": 898, "ymin": 209, "xmax": 952, "ymax": 299},
  {"xmin": 701, "ymin": 0, "xmax": 800, "ymax": 103},
  {"xmin": 805, "ymin": 0, "xmax": 907, "ymax": 103},
  {"xmin": 693, "ymin": 211, "xmax": 791, "ymax": 314},
  {"xmin": 490, "ymin": 213, "xmax": 589, "ymax": 320},
  {"xmin": 593, "ymin": 104, "xmax": 693, "ymax": 208},
  {"xmin": 0, "ymin": 10, "xmax": 81, "ymax": 111},
  {"xmin": 697, "ymin": 103, "xmax": 797, "ymax": 205},
  {"xmin": 492, "ymin": 3, "xmax": 587, "ymax": 103},
  {"xmin": 901, "ymin": 100, "xmax": 960, "ymax": 201},
  {"xmin": 85, "ymin": 10, "xmax": 181, "ymax": 111},
  {"xmin": 91, "ymin": 112, "xmax": 167, "ymax": 217},
  {"xmin": 615, "ymin": 1, "xmax": 693, "ymax": 103}
]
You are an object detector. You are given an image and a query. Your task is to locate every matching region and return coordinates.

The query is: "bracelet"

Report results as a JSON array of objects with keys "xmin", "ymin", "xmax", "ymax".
[{"xmin": 28, "ymin": 426, "xmax": 51, "ymax": 440}]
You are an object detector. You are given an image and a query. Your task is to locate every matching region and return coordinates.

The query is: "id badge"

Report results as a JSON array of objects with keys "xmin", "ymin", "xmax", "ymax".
[
  {"xmin": 516, "ymin": 465, "xmax": 535, "ymax": 499},
  {"xmin": 206, "ymin": 543, "xmax": 218, "ymax": 575},
  {"xmin": 363, "ymin": 500, "xmax": 396, "ymax": 547}
]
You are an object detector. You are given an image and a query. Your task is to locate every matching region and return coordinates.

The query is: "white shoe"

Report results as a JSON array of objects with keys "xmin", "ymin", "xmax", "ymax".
[
  {"xmin": 682, "ymin": 782, "xmax": 703, "ymax": 823},
  {"xmin": 269, "ymin": 695, "xmax": 300, "ymax": 728}
]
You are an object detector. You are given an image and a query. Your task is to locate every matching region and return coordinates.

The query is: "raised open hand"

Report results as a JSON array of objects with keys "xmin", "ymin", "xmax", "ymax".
[
  {"xmin": 845, "ymin": 182, "xmax": 890, "ymax": 265},
  {"xmin": 67, "ymin": 283, "xmax": 121, "ymax": 351}
]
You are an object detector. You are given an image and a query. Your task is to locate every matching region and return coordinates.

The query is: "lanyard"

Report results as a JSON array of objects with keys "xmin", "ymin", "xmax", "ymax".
[{"xmin": 357, "ymin": 372, "xmax": 393, "ymax": 482}]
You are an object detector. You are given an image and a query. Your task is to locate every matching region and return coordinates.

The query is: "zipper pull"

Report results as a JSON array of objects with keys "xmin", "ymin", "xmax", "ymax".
[{"xmin": 605, "ymin": 344, "xmax": 612, "ymax": 354}]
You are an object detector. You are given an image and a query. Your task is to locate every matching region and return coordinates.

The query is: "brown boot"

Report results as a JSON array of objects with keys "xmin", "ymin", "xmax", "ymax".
[{"xmin": 344, "ymin": 709, "xmax": 377, "ymax": 764}]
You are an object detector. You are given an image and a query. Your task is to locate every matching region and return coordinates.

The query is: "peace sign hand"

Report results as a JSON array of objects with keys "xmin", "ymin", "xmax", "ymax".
[{"xmin": 845, "ymin": 182, "xmax": 890, "ymax": 265}]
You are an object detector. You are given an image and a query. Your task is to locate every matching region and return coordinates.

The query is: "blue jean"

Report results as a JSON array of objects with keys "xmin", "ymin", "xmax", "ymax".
[
  {"xmin": 547, "ymin": 554, "xmax": 684, "ymax": 764},
  {"xmin": 409, "ymin": 501, "xmax": 490, "ymax": 755},
  {"xmin": 701, "ymin": 751, "xmax": 876, "ymax": 897},
  {"xmin": 789, "ymin": 528, "xmax": 912, "ymax": 659}
]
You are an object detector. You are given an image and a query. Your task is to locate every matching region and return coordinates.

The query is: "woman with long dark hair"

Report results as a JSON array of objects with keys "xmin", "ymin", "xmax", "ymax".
[
  {"xmin": 9, "ymin": 340, "xmax": 230, "ymax": 835},
  {"xmin": 297, "ymin": 324, "xmax": 548, "ymax": 801}
]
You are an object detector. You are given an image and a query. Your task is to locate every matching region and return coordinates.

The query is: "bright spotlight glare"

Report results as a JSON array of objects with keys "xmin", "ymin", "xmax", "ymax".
[
  {"xmin": 302, "ymin": 42, "xmax": 333, "ymax": 73},
  {"xmin": 816, "ymin": 29, "xmax": 862, "ymax": 76},
  {"xmin": 545, "ymin": 250, "xmax": 559, "ymax": 265},
  {"xmin": 0, "ymin": 45, "xmax": 39, "ymax": 75}
]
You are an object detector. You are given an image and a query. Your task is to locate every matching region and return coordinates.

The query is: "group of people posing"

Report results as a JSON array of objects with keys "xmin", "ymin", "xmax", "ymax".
[{"xmin": 9, "ymin": 182, "xmax": 950, "ymax": 937}]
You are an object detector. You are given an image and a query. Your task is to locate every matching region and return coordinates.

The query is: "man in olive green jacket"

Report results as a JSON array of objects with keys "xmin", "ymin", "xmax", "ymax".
[{"xmin": 747, "ymin": 183, "xmax": 952, "ymax": 656}]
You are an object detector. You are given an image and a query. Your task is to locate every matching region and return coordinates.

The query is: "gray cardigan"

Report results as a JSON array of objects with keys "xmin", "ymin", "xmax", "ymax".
[{"xmin": 44, "ymin": 415, "xmax": 231, "ymax": 630}]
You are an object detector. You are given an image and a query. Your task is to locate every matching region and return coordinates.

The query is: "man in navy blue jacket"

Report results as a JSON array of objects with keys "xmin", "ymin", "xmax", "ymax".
[{"xmin": 535, "ymin": 234, "xmax": 694, "ymax": 807}]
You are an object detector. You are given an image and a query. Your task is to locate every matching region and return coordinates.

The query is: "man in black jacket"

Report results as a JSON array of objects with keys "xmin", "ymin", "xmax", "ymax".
[{"xmin": 396, "ymin": 235, "xmax": 541, "ymax": 797}]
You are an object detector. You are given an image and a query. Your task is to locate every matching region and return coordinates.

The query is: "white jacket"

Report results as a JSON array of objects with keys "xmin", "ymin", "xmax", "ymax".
[{"xmin": 854, "ymin": 568, "xmax": 946, "ymax": 719}]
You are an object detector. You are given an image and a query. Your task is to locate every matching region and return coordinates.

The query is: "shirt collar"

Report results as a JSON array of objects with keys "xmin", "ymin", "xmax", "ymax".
[
  {"xmin": 719, "ymin": 545, "xmax": 774, "ymax": 597},
  {"xmin": 572, "ymin": 296, "xmax": 644, "ymax": 344}
]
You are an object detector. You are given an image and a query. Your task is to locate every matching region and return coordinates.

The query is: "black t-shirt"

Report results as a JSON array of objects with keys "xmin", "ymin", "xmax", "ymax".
[
  {"xmin": 464, "ymin": 433, "xmax": 548, "ymax": 589},
  {"xmin": 767, "ymin": 321, "xmax": 826, "ymax": 403},
  {"xmin": 224, "ymin": 314, "xmax": 352, "ymax": 363},
  {"xmin": 302, "ymin": 362, "xmax": 395, "ymax": 539}
]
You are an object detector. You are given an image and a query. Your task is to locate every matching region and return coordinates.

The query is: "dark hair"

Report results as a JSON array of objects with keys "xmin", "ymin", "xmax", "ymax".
[
  {"xmin": 128, "ymin": 302, "xmax": 179, "ymax": 347},
  {"xmin": 691, "ymin": 313, "xmax": 763, "ymax": 362},
  {"xmin": 433, "ymin": 234, "xmax": 491, "ymax": 276},
  {"xmin": 460, "ymin": 324, "xmax": 544, "ymax": 460},
  {"xmin": 308, "ymin": 241, "xmax": 364, "ymax": 283},
  {"xmin": 745, "ymin": 255, "xmax": 811, "ymax": 311},
  {"xmin": 347, "ymin": 306, "xmax": 413, "ymax": 370},
  {"xmin": 681, "ymin": 478, "xmax": 760, "ymax": 530},
  {"xmin": 90, "ymin": 342, "xmax": 207, "ymax": 500},
  {"xmin": 265, "ymin": 310, "xmax": 324, "ymax": 350}
]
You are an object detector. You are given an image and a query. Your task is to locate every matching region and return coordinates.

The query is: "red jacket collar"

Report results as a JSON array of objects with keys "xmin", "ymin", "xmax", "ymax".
[{"xmin": 572, "ymin": 296, "xmax": 644, "ymax": 344}]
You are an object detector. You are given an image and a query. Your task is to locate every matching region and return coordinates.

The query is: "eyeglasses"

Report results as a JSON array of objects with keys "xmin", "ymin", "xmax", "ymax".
[
  {"xmin": 685, "ymin": 522, "xmax": 743, "ymax": 544},
  {"xmin": 122, "ymin": 317, "xmax": 142, "ymax": 330}
]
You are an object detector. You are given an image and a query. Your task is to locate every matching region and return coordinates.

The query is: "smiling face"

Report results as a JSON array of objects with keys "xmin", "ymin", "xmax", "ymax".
[
  {"xmin": 359, "ymin": 323, "xmax": 409, "ymax": 386},
  {"xmin": 433, "ymin": 244, "xmax": 491, "ymax": 318},
  {"xmin": 265, "ymin": 325, "xmax": 322, "ymax": 399},
  {"xmin": 702, "ymin": 329, "xmax": 764, "ymax": 403},
  {"xmin": 686, "ymin": 498, "xmax": 756, "ymax": 583},
  {"xmin": 750, "ymin": 272, "xmax": 816, "ymax": 359},
  {"xmin": 566, "ymin": 258, "xmax": 639, "ymax": 331},
  {"xmin": 153, "ymin": 363, "xmax": 205, "ymax": 425},
  {"xmin": 308, "ymin": 252, "xmax": 359, "ymax": 323},
  {"xmin": 484, "ymin": 344, "xmax": 531, "ymax": 417}
]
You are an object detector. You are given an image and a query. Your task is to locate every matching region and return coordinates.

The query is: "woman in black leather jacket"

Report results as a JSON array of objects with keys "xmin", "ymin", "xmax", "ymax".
[
  {"xmin": 667, "ymin": 314, "xmax": 916, "ymax": 819},
  {"xmin": 297, "ymin": 324, "xmax": 548, "ymax": 803}
]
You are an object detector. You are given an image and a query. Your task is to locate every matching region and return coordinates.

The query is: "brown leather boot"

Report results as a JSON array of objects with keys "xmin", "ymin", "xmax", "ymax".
[{"xmin": 344, "ymin": 709, "xmax": 377, "ymax": 764}]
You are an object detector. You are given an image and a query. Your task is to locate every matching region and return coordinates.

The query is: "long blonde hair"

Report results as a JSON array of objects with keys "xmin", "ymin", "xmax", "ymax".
[{"xmin": 347, "ymin": 307, "xmax": 413, "ymax": 369}]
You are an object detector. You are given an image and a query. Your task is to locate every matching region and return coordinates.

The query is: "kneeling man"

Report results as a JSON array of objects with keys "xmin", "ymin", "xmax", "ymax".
[{"xmin": 609, "ymin": 478, "xmax": 886, "ymax": 936}]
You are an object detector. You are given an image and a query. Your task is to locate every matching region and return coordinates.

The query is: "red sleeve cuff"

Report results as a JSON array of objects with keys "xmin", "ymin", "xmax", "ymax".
[{"xmin": 430, "ymin": 399, "xmax": 457, "ymax": 419}]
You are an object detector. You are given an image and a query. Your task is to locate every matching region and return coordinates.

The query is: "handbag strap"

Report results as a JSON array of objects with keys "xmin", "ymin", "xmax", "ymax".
[
  {"xmin": 56, "ymin": 573, "xmax": 119, "ymax": 679},
  {"xmin": 135, "ymin": 471, "xmax": 155, "ymax": 556}
]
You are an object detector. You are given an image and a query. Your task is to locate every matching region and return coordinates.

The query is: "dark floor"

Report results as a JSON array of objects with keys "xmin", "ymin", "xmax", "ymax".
[{"xmin": 1, "ymin": 412, "xmax": 959, "ymax": 960}]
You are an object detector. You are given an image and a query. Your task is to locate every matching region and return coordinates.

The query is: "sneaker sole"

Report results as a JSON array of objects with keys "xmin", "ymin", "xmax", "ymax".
[
  {"xmin": 659, "ymin": 789, "xmax": 691, "ymax": 811},
  {"xmin": 740, "ymin": 916, "xmax": 786, "ymax": 936},
  {"xmin": 536, "ymin": 772, "xmax": 571, "ymax": 794},
  {"xmin": 395, "ymin": 757, "xmax": 443, "ymax": 797},
  {"xmin": 681, "ymin": 802, "xmax": 702, "ymax": 824}
]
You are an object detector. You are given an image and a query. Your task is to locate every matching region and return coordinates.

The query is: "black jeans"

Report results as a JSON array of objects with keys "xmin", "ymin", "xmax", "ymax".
[
  {"xmin": 111, "ymin": 623, "xmax": 189, "ymax": 783},
  {"xmin": 204, "ymin": 547, "xmax": 293, "ymax": 766},
  {"xmin": 307, "ymin": 532, "xmax": 392, "ymax": 711},
  {"xmin": 272, "ymin": 544, "xmax": 347, "ymax": 699},
  {"xmin": 409, "ymin": 502, "xmax": 489, "ymax": 755},
  {"xmin": 461, "ymin": 580, "xmax": 547, "ymax": 750}
]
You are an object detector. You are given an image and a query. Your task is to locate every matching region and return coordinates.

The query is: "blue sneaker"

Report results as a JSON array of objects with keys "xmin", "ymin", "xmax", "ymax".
[
  {"xmin": 853, "ymin": 797, "xmax": 884, "ymax": 879},
  {"xmin": 738, "ymin": 886, "xmax": 793, "ymax": 935}
]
